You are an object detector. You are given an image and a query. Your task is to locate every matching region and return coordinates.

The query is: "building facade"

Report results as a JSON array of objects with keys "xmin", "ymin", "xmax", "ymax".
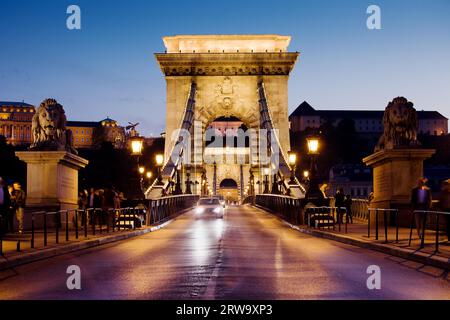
[
  {"xmin": 326, "ymin": 164, "xmax": 373, "ymax": 199},
  {"xmin": 0, "ymin": 101, "xmax": 36, "ymax": 145},
  {"xmin": 0, "ymin": 101, "xmax": 126, "ymax": 149},
  {"xmin": 290, "ymin": 101, "xmax": 449, "ymax": 136}
]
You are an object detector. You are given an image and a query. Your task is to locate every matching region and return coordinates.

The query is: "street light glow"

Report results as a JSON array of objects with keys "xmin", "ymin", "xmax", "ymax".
[
  {"xmin": 146, "ymin": 171, "xmax": 152, "ymax": 179},
  {"xmin": 307, "ymin": 137, "xmax": 320, "ymax": 155},
  {"xmin": 156, "ymin": 154, "xmax": 164, "ymax": 166},
  {"xmin": 139, "ymin": 167, "xmax": 145, "ymax": 174},
  {"xmin": 288, "ymin": 152, "xmax": 297, "ymax": 165},
  {"xmin": 130, "ymin": 136, "xmax": 144, "ymax": 156}
]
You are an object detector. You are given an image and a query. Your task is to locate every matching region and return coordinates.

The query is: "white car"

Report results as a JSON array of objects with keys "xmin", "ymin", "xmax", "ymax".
[
  {"xmin": 213, "ymin": 196, "xmax": 226, "ymax": 209},
  {"xmin": 195, "ymin": 198, "xmax": 224, "ymax": 219}
]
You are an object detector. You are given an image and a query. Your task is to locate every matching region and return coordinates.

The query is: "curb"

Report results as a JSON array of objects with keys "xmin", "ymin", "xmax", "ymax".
[
  {"xmin": 0, "ymin": 213, "xmax": 183, "ymax": 271},
  {"xmin": 253, "ymin": 205, "xmax": 450, "ymax": 270}
]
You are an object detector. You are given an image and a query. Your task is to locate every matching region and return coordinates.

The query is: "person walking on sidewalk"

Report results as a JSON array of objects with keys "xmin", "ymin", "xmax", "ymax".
[
  {"xmin": 411, "ymin": 178, "xmax": 432, "ymax": 239},
  {"xmin": 11, "ymin": 182, "xmax": 26, "ymax": 234},
  {"xmin": 335, "ymin": 188, "xmax": 345, "ymax": 224},
  {"xmin": 344, "ymin": 195, "xmax": 353, "ymax": 224},
  {"xmin": 438, "ymin": 179, "xmax": 450, "ymax": 241},
  {"xmin": 0, "ymin": 177, "xmax": 12, "ymax": 235}
]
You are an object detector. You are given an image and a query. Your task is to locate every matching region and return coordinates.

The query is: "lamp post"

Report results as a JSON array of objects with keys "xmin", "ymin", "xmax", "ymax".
[
  {"xmin": 174, "ymin": 162, "xmax": 183, "ymax": 195},
  {"xmin": 305, "ymin": 135, "xmax": 324, "ymax": 203},
  {"xmin": 185, "ymin": 171, "xmax": 192, "ymax": 195},
  {"xmin": 145, "ymin": 171, "xmax": 152, "ymax": 190},
  {"xmin": 130, "ymin": 133, "xmax": 145, "ymax": 199},
  {"xmin": 263, "ymin": 168, "xmax": 270, "ymax": 194},
  {"xmin": 271, "ymin": 173, "xmax": 280, "ymax": 194},
  {"xmin": 155, "ymin": 154, "xmax": 164, "ymax": 185},
  {"xmin": 288, "ymin": 151, "xmax": 297, "ymax": 184}
]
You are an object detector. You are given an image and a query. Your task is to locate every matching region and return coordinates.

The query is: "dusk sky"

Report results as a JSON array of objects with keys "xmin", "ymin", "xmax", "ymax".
[{"xmin": 1, "ymin": 0, "xmax": 449, "ymax": 136}]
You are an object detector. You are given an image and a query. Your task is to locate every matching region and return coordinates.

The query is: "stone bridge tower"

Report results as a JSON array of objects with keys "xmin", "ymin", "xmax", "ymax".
[{"xmin": 154, "ymin": 35, "xmax": 299, "ymax": 201}]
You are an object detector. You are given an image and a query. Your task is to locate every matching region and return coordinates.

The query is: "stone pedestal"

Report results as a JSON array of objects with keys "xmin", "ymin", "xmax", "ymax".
[
  {"xmin": 15, "ymin": 151, "xmax": 89, "ymax": 211},
  {"xmin": 363, "ymin": 148, "xmax": 435, "ymax": 227}
]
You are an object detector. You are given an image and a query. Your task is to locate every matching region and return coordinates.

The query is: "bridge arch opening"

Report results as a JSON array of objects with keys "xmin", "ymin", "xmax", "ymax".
[{"xmin": 219, "ymin": 178, "xmax": 239, "ymax": 204}]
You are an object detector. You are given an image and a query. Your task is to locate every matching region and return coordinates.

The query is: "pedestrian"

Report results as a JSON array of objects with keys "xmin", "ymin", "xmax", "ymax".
[
  {"xmin": 87, "ymin": 188, "xmax": 101, "ymax": 225},
  {"xmin": 411, "ymin": 178, "xmax": 432, "ymax": 238},
  {"xmin": 335, "ymin": 188, "xmax": 345, "ymax": 224},
  {"xmin": 78, "ymin": 190, "xmax": 88, "ymax": 210},
  {"xmin": 345, "ymin": 195, "xmax": 353, "ymax": 224},
  {"xmin": 0, "ymin": 177, "xmax": 12, "ymax": 235},
  {"xmin": 438, "ymin": 179, "xmax": 450, "ymax": 241},
  {"xmin": 113, "ymin": 187, "xmax": 121, "ymax": 209},
  {"xmin": 11, "ymin": 182, "xmax": 26, "ymax": 234},
  {"xmin": 103, "ymin": 187, "xmax": 115, "ymax": 226}
]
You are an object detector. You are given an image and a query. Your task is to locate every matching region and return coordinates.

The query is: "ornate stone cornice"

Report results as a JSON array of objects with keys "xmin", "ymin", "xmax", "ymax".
[{"xmin": 155, "ymin": 52, "xmax": 299, "ymax": 76}]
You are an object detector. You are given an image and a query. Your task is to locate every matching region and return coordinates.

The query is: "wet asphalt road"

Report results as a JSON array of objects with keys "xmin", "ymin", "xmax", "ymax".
[{"xmin": 0, "ymin": 205, "xmax": 449, "ymax": 300}]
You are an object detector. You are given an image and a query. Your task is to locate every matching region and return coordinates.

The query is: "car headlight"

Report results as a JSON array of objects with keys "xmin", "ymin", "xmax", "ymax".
[
  {"xmin": 213, "ymin": 207, "xmax": 222, "ymax": 214},
  {"xmin": 195, "ymin": 207, "xmax": 205, "ymax": 214}
]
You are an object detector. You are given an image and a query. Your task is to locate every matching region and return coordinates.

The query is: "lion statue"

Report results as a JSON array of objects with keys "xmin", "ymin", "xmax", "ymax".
[
  {"xmin": 375, "ymin": 97, "xmax": 421, "ymax": 152},
  {"xmin": 29, "ymin": 98, "xmax": 78, "ymax": 154}
]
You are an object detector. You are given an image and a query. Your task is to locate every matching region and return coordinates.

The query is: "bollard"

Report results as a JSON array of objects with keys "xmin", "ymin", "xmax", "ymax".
[
  {"xmin": 31, "ymin": 214, "xmax": 35, "ymax": 249},
  {"xmin": 435, "ymin": 213, "xmax": 440, "ymax": 253},
  {"xmin": 66, "ymin": 210, "xmax": 69, "ymax": 242},
  {"xmin": 44, "ymin": 214, "xmax": 48, "ymax": 247},
  {"xmin": 55, "ymin": 213, "xmax": 60, "ymax": 244},
  {"xmin": 384, "ymin": 211, "xmax": 388, "ymax": 243},
  {"xmin": 375, "ymin": 209, "xmax": 379, "ymax": 240},
  {"xmin": 75, "ymin": 210, "xmax": 79, "ymax": 239}
]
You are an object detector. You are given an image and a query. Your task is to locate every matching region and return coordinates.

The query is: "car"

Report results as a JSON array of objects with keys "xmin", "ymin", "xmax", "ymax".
[
  {"xmin": 213, "ymin": 195, "xmax": 226, "ymax": 208},
  {"xmin": 195, "ymin": 197, "xmax": 225, "ymax": 219}
]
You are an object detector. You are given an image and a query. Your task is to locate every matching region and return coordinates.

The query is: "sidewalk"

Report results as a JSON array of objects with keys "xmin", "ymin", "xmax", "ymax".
[
  {"xmin": 252, "ymin": 204, "xmax": 450, "ymax": 269},
  {"xmin": 285, "ymin": 219, "xmax": 450, "ymax": 269},
  {"xmin": 0, "ymin": 220, "xmax": 174, "ymax": 271}
]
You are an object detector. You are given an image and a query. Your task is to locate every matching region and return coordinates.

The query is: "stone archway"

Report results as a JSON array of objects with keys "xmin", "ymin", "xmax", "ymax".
[{"xmin": 219, "ymin": 178, "xmax": 239, "ymax": 204}]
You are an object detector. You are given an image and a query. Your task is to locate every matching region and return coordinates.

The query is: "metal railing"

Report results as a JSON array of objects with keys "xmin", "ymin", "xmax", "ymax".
[
  {"xmin": 409, "ymin": 210, "xmax": 450, "ymax": 253},
  {"xmin": 367, "ymin": 208, "xmax": 399, "ymax": 243},
  {"xmin": 0, "ymin": 195, "xmax": 200, "ymax": 256},
  {"xmin": 147, "ymin": 194, "xmax": 199, "ymax": 225},
  {"xmin": 305, "ymin": 207, "xmax": 349, "ymax": 233},
  {"xmin": 255, "ymin": 194, "xmax": 301, "ymax": 224},
  {"xmin": 329, "ymin": 198, "xmax": 369, "ymax": 221}
]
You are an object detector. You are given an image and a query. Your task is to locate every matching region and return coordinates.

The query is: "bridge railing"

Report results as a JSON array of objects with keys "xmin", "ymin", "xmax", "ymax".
[
  {"xmin": 255, "ymin": 194, "xmax": 302, "ymax": 224},
  {"xmin": 147, "ymin": 194, "xmax": 199, "ymax": 225},
  {"xmin": 1, "ymin": 195, "xmax": 200, "ymax": 256},
  {"xmin": 304, "ymin": 207, "xmax": 349, "ymax": 233},
  {"xmin": 409, "ymin": 210, "xmax": 450, "ymax": 253},
  {"xmin": 0, "ymin": 207, "xmax": 148, "ymax": 255},
  {"xmin": 329, "ymin": 198, "xmax": 370, "ymax": 221}
]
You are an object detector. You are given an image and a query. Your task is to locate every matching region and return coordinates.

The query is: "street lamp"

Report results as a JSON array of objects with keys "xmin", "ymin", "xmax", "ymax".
[
  {"xmin": 303, "ymin": 170, "xmax": 310, "ymax": 180},
  {"xmin": 306, "ymin": 136, "xmax": 320, "ymax": 155},
  {"xmin": 138, "ymin": 166, "xmax": 146, "ymax": 194},
  {"xmin": 288, "ymin": 151, "xmax": 297, "ymax": 184},
  {"xmin": 130, "ymin": 136, "xmax": 144, "ymax": 157},
  {"xmin": 155, "ymin": 153, "xmax": 164, "ymax": 185},
  {"xmin": 263, "ymin": 168, "xmax": 270, "ymax": 194},
  {"xmin": 305, "ymin": 134, "xmax": 324, "ymax": 203},
  {"xmin": 146, "ymin": 171, "xmax": 152, "ymax": 179}
]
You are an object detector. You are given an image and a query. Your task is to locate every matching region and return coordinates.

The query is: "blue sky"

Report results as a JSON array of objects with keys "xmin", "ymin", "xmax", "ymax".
[{"xmin": 1, "ymin": 0, "xmax": 449, "ymax": 136}]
